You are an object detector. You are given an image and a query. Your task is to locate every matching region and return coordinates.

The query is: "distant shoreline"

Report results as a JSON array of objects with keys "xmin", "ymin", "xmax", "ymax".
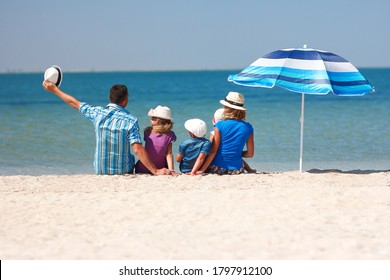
[{"xmin": 1, "ymin": 66, "xmax": 389, "ymax": 75}]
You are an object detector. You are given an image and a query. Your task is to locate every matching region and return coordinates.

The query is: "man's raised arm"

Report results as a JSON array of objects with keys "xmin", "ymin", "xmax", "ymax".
[{"xmin": 42, "ymin": 81, "xmax": 81, "ymax": 110}]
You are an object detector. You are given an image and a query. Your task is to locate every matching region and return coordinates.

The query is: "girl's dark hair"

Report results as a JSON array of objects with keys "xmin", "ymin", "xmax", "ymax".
[{"xmin": 109, "ymin": 84, "xmax": 128, "ymax": 104}]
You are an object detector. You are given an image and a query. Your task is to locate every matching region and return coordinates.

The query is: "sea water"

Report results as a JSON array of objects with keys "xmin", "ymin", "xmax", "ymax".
[{"xmin": 0, "ymin": 69, "xmax": 389, "ymax": 175}]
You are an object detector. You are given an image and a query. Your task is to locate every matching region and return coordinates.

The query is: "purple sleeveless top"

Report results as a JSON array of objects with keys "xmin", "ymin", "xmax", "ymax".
[{"xmin": 135, "ymin": 130, "xmax": 176, "ymax": 173}]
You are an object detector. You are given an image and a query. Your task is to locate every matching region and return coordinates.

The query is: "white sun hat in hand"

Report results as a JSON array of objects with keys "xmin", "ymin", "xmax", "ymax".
[{"xmin": 44, "ymin": 65, "xmax": 63, "ymax": 87}]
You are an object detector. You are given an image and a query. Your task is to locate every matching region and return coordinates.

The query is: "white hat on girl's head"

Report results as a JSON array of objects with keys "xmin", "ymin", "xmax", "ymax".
[
  {"xmin": 212, "ymin": 108, "xmax": 224, "ymax": 125},
  {"xmin": 184, "ymin": 118, "xmax": 207, "ymax": 138},
  {"xmin": 220, "ymin": 91, "xmax": 246, "ymax": 111},
  {"xmin": 148, "ymin": 105, "xmax": 173, "ymax": 120},
  {"xmin": 44, "ymin": 65, "xmax": 63, "ymax": 87}
]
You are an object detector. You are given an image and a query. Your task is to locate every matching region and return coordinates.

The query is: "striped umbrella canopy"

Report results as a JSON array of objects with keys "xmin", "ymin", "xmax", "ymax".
[{"xmin": 228, "ymin": 46, "xmax": 375, "ymax": 172}]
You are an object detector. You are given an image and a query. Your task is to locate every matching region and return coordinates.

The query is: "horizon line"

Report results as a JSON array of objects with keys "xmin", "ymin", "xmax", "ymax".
[{"xmin": 1, "ymin": 66, "xmax": 389, "ymax": 75}]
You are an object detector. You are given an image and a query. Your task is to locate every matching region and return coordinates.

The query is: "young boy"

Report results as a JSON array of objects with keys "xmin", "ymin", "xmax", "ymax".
[{"xmin": 176, "ymin": 119, "xmax": 212, "ymax": 175}]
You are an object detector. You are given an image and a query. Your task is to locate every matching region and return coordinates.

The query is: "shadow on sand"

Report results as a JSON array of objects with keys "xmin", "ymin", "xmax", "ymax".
[{"xmin": 307, "ymin": 169, "xmax": 390, "ymax": 175}]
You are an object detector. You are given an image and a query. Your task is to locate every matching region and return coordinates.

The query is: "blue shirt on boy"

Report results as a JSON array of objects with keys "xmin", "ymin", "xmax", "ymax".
[{"xmin": 178, "ymin": 137, "xmax": 212, "ymax": 173}]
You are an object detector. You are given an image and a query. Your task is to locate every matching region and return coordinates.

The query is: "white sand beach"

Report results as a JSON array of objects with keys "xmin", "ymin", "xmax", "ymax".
[{"xmin": 1, "ymin": 170, "xmax": 389, "ymax": 260}]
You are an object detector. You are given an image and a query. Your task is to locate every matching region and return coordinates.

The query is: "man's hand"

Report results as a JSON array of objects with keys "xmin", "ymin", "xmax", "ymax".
[
  {"xmin": 42, "ymin": 81, "xmax": 58, "ymax": 92},
  {"xmin": 155, "ymin": 168, "xmax": 172, "ymax": 175}
]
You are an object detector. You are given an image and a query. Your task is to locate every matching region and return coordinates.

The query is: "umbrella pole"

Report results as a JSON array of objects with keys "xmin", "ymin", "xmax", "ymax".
[{"xmin": 299, "ymin": 93, "xmax": 305, "ymax": 172}]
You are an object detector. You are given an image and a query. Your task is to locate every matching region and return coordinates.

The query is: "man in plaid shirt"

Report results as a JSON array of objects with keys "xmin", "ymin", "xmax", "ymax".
[{"xmin": 43, "ymin": 82, "xmax": 170, "ymax": 175}]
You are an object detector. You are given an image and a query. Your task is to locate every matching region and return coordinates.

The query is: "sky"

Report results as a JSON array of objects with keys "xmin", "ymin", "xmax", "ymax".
[{"xmin": 1, "ymin": 0, "xmax": 389, "ymax": 73}]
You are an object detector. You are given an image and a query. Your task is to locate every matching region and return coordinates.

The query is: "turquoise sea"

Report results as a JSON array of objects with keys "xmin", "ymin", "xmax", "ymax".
[{"xmin": 0, "ymin": 69, "xmax": 389, "ymax": 175}]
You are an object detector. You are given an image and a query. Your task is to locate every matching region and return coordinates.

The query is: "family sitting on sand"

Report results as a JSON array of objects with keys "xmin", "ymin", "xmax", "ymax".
[{"xmin": 42, "ymin": 79, "xmax": 255, "ymax": 176}]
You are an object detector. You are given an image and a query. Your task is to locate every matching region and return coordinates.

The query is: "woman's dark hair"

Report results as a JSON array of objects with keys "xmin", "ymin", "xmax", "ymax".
[{"xmin": 109, "ymin": 84, "xmax": 128, "ymax": 104}]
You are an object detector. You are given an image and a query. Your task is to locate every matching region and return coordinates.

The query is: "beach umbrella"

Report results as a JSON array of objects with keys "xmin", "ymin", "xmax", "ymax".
[{"xmin": 228, "ymin": 45, "xmax": 375, "ymax": 172}]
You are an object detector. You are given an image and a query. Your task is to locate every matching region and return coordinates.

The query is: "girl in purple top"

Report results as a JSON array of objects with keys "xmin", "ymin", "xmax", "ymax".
[{"xmin": 135, "ymin": 105, "xmax": 176, "ymax": 174}]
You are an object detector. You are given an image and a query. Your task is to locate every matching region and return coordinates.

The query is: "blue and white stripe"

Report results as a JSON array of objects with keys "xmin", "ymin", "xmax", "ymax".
[{"xmin": 228, "ymin": 48, "xmax": 375, "ymax": 96}]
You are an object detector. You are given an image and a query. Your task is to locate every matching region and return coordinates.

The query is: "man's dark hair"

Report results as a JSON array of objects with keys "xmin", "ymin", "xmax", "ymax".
[{"xmin": 109, "ymin": 84, "xmax": 128, "ymax": 104}]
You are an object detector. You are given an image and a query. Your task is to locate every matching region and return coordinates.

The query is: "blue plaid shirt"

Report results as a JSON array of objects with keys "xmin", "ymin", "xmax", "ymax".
[{"xmin": 79, "ymin": 102, "xmax": 141, "ymax": 175}]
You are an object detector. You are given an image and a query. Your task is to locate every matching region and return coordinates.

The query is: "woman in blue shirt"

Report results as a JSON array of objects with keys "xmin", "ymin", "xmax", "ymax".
[{"xmin": 199, "ymin": 92, "xmax": 254, "ymax": 175}]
